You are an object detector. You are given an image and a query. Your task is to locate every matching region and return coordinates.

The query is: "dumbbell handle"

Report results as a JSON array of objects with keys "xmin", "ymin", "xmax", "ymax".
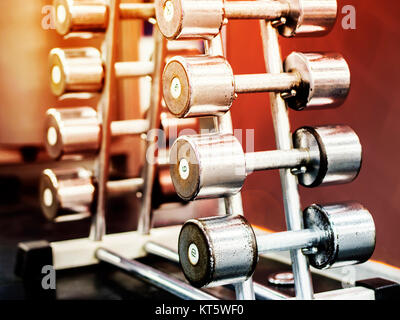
[
  {"xmin": 224, "ymin": 0, "xmax": 289, "ymax": 20},
  {"xmin": 110, "ymin": 119, "xmax": 149, "ymax": 137},
  {"xmin": 107, "ymin": 178, "xmax": 144, "ymax": 197},
  {"xmin": 245, "ymin": 148, "xmax": 319, "ymax": 172},
  {"xmin": 234, "ymin": 72, "xmax": 301, "ymax": 93},
  {"xmin": 257, "ymin": 228, "xmax": 325, "ymax": 254},
  {"xmin": 114, "ymin": 61, "xmax": 154, "ymax": 78},
  {"xmin": 119, "ymin": 3, "xmax": 155, "ymax": 19}
]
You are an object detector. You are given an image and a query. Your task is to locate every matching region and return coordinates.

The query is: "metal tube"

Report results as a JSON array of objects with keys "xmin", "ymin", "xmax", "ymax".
[
  {"xmin": 234, "ymin": 73, "xmax": 300, "ymax": 93},
  {"xmin": 260, "ymin": 20, "xmax": 314, "ymax": 299},
  {"xmin": 90, "ymin": 0, "xmax": 119, "ymax": 241},
  {"xmin": 107, "ymin": 178, "xmax": 144, "ymax": 197},
  {"xmin": 96, "ymin": 248, "xmax": 218, "ymax": 300},
  {"xmin": 245, "ymin": 149, "xmax": 311, "ymax": 172},
  {"xmin": 208, "ymin": 34, "xmax": 255, "ymax": 301},
  {"xmin": 257, "ymin": 229, "xmax": 323, "ymax": 253},
  {"xmin": 224, "ymin": 1, "xmax": 289, "ymax": 20},
  {"xmin": 114, "ymin": 61, "xmax": 154, "ymax": 78},
  {"xmin": 110, "ymin": 119, "xmax": 149, "ymax": 136},
  {"xmin": 137, "ymin": 28, "xmax": 166, "ymax": 234},
  {"xmin": 119, "ymin": 3, "xmax": 155, "ymax": 20}
]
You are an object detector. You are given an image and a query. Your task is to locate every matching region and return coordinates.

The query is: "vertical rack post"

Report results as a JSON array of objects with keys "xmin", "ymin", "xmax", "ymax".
[
  {"xmin": 137, "ymin": 27, "xmax": 166, "ymax": 235},
  {"xmin": 259, "ymin": 20, "xmax": 314, "ymax": 299},
  {"xmin": 206, "ymin": 35, "xmax": 255, "ymax": 301},
  {"xmin": 90, "ymin": 0, "xmax": 120, "ymax": 241}
]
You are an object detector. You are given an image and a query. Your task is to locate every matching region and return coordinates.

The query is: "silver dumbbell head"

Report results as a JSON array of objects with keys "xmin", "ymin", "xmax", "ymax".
[
  {"xmin": 45, "ymin": 107, "xmax": 101, "ymax": 160},
  {"xmin": 169, "ymin": 133, "xmax": 246, "ymax": 200},
  {"xmin": 283, "ymin": 52, "xmax": 350, "ymax": 110},
  {"xmin": 278, "ymin": 0, "xmax": 337, "ymax": 37},
  {"xmin": 163, "ymin": 56, "xmax": 235, "ymax": 118},
  {"xmin": 178, "ymin": 215, "xmax": 258, "ymax": 288},
  {"xmin": 40, "ymin": 168, "xmax": 95, "ymax": 221},
  {"xmin": 155, "ymin": 0, "xmax": 224, "ymax": 40},
  {"xmin": 304, "ymin": 203, "xmax": 376, "ymax": 269},
  {"xmin": 293, "ymin": 125, "xmax": 362, "ymax": 187}
]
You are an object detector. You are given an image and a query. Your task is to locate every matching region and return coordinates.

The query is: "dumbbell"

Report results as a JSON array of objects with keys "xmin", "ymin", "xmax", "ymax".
[
  {"xmin": 169, "ymin": 125, "xmax": 361, "ymax": 201},
  {"xmin": 45, "ymin": 107, "xmax": 149, "ymax": 159},
  {"xmin": 178, "ymin": 202, "xmax": 375, "ymax": 287},
  {"xmin": 162, "ymin": 53, "xmax": 350, "ymax": 117},
  {"xmin": 49, "ymin": 47, "xmax": 154, "ymax": 96},
  {"xmin": 53, "ymin": 0, "xmax": 155, "ymax": 35},
  {"xmin": 40, "ymin": 167, "xmax": 144, "ymax": 222},
  {"xmin": 155, "ymin": 0, "xmax": 337, "ymax": 40}
]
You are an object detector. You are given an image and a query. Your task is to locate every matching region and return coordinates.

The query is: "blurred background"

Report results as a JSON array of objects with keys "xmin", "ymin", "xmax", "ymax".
[{"xmin": 0, "ymin": 0, "xmax": 399, "ymax": 274}]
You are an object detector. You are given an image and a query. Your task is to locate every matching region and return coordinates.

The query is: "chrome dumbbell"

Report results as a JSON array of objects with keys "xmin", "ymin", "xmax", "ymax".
[
  {"xmin": 49, "ymin": 47, "xmax": 154, "ymax": 96},
  {"xmin": 178, "ymin": 202, "xmax": 375, "ymax": 287},
  {"xmin": 162, "ymin": 53, "xmax": 350, "ymax": 117},
  {"xmin": 40, "ymin": 167, "xmax": 144, "ymax": 222},
  {"xmin": 155, "ymin": 0, "xmax": 337, "ymax": 40},
  {"xmin": 53, "ymin": 0, "xmax": 155, "ymax": 35},
  {"xmin": 169, "ymin": 125, "xmax": 362, "ymax": 201},
  {"xmin": 45, "ymin": 107, "xmax": 149, "ymax": 159}
]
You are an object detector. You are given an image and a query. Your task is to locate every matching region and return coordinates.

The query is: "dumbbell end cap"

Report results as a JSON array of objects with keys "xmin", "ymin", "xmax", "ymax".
[
  {"xmin": 49, "ymin": 48, "xmax": 67, "ymax": 97},
  {"xmin": 53, "ymin": 0, "xmax": 73, "ymax": 36},
  {"xmin": 155, "ymin": 0, "xmax": 184, "ymax": 40},
  {"xmin": 39, "ymin": 169, "xmax": 60, "ymax": 221},
  {"xmin": 169, "ymin": 136, "xmax": 201, "ymax": 201},
  {"xmin": 162, "ymin": 58, "xmax": 191, "ymax": 118},
  {"xmin": 44, "ymin": 108, "xmax": 64, "ymax": 160}
]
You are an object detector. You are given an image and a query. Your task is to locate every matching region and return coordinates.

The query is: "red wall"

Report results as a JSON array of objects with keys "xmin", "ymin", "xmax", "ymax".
[{"xmin": 227, "ymin": 1, "xmax": 400, "ymax": 267}]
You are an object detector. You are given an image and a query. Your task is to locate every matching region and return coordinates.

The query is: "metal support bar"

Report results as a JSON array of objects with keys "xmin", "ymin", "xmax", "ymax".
[
  {"xmin": 90, "ymin": 0, "xmax": 120, "ymax": 241},
  {"xmin": 96, "ymin": 248, "xmax": 219, "ymax": 300},
  {"xmin": 259, "ymin": 20, "xmax": 314, "ymax": 299},
  {"xmin": 107, "ymin": 178, "xmax": 144, "ymax": 197},
  {"xmin": 137, "ymin": 28, "xmax": 166, "ymax": 234}
]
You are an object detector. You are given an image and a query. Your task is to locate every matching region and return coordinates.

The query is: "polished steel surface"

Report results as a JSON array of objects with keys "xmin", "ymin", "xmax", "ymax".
[
  {"xmin": 45, "ymin": 107, "xmax": 100, "ymax": 160},
  {"xmin": 169, "ymin": 133, "xmax": 246, "ymax": 201},
  {"xmin": 293, "ymin": 125, "xmax": 362, "ymax": 187},
  {"xmin": 303, "ymin": 202, "xmax": 376, "ymax": 269},
  {"xmin": 178, "ymin": 215, "xmax": 258, "ymax": 288},
  {"xmin": 54, "ymin": 0, "xmax": 155, "ymax": 35},
  {"xmin": 155, "ymin": 0, "xmax": 224, "ymax": 40},
  {"xmin": 277, "ymin": 0, "xmax": 337, "ymax": 37},
  {"xmin": 162, "ymin": 55, "xmax": 235, "ymax": 117},
  {"xmin": 44, "ymin": 107, "xmax": 149, "ymax": 159},
  {"xmin": 39, "ymin": 167, "xmax": 143, "ymax": 222},
  {"xmin": 283, "ymin": 52, "xmax": 350, "ymax": 110},
  {"xmin": 163, "ymin": 52, "xmax": 349, "ymax": 117},
  {"xmin": 49, "ymin": 47, "xmax": 104, "ymax": 97},
  {"xmin": 40, "ymin": 167, "xmax": 94, "ymax": 222},
  {"xmin": 155, "ymin": 0, "xmax": 336, "ymax": 40}
]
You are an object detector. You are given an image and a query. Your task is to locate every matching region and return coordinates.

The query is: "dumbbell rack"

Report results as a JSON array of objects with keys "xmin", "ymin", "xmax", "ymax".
[
  {"xmin": 15, "ymin": 0, "xmax": 390, "ymax": 301},
  {"xmin": 259, "ymin": 21, "xmax": 314, "ymax": 299},
  {"xmin": 16, "ymin": 0, "xmax": 181, "ymax": 282}
]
